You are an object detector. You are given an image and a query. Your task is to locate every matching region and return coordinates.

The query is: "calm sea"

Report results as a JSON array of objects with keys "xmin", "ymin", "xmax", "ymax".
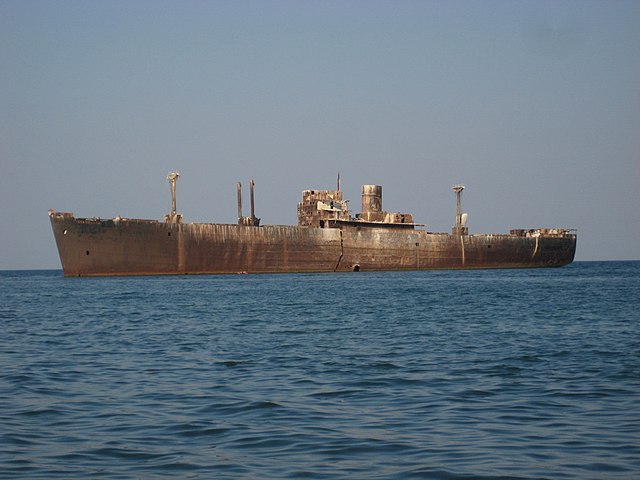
[{"xmin": 1, "ymin": 262, "xmax": 638, "ymax": 479}]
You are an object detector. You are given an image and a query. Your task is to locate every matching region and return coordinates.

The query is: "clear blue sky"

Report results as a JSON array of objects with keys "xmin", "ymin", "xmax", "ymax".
[{"xmin": 1, "ymin": 0, "xmax": 639, "ymax": 269}]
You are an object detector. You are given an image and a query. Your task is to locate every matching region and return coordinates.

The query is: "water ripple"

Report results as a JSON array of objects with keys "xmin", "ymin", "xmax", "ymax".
[{"xmin": 1, "ymin": 263, "xmax": 639, "ymax": 479}]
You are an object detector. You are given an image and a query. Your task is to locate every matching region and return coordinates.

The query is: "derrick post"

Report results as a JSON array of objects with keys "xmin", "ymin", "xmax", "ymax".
[
  {"xmin": 452, "ymin": 184, "xmax": 467, "ymax": 235},
  {"xmin": 237, "ymin": 181, "xmax": 243, "ymax": 222},
  {"xmin": 165, "ymin": 171, "xmax": 183, "ymax": 224},
  {"xmin": 250, "ymin": 179, "xmax": 256, "ymax": 225}
]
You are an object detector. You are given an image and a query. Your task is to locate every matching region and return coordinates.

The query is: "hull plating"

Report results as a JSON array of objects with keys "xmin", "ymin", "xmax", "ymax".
[{"xmin": 49, "ymin": 213, "xmax": 576, "ymax": 277}]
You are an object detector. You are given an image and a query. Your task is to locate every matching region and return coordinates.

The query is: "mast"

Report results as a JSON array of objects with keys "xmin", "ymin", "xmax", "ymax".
[
  {"xmin": 237, "ymin": 182, "xmax": 243, "ymax": 221},
  {"xmin": 452, "ymin": 184, "xmax": 467, "ymax": 235},
  {"xmin": 250, "ymin": 179, "xmax": 256, "ymax": 225},
  {"xmin": 165, "ymin": 171, "xmax": 183, "ymax": 224}
]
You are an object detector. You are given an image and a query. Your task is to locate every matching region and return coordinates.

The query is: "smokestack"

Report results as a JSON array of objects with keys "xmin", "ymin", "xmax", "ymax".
[{"xmin": 361, "ymin": 185, "xmax": 382, "ymax": 214}]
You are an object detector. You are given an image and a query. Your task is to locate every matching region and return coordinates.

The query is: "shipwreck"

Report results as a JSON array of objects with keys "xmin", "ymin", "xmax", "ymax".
[{"xmin": 49, "ymin": 173, "xmax": 576, "ymax": 276}]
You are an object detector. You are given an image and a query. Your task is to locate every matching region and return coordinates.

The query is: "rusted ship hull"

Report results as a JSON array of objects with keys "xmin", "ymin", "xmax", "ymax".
[{"xmin": 49, "ymin": 212, "xmax": 576, "ymax": 277}]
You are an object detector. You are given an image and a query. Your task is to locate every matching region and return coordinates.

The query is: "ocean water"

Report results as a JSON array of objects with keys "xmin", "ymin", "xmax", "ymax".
[{"xmin": 1, "ymin": 262, "xmax": 639, "ymax": 479}]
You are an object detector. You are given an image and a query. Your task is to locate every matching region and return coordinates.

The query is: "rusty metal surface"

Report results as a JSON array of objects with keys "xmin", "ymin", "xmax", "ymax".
[
  {"xmin": 297, "ymin": 189, "xmax": 350, "ymax": 227},
  {"xmin": 49, "ymin": 212, "xmax": 576, "ymax": 277},
  {"xmin": 48, "ymin": 177, "xmax": 576, "ymax": 276}
]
